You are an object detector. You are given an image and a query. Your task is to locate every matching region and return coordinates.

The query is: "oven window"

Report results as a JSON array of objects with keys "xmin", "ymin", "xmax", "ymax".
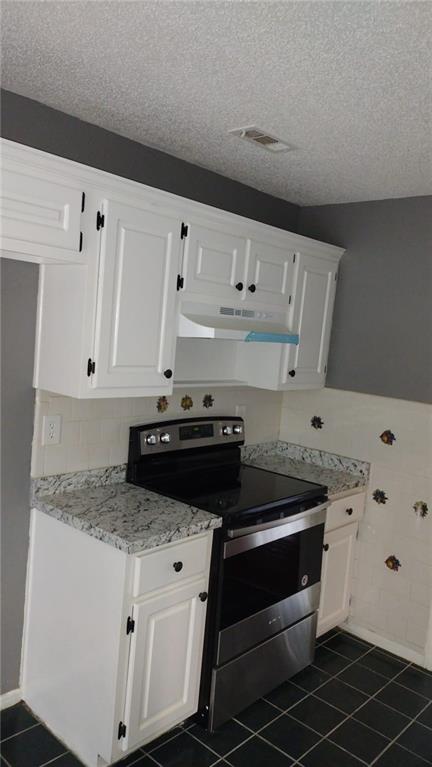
[{"xmin": 221, "ymin": 524, "xmax": 324, "ymax": 629}]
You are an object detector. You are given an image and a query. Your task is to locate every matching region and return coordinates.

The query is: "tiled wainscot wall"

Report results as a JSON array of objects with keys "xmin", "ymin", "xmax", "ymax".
[
  {"xmin": 280, "ymin": 388, "xmax": 432, "ymax": 666},
  {"xmin": 31, "ymin": 387, "xmax": 282, "ymax": 477}
]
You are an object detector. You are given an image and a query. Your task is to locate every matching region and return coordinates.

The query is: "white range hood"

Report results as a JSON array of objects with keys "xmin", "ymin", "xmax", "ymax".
[{"xmin": 178, "ymin": 301, "xmax": 299, "ymax": 344}]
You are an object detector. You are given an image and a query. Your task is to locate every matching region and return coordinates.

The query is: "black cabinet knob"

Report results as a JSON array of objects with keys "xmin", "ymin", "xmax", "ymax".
[
  {"xmin": 199, "ymin": 591, "xmax": 208, "ymax": 602},
  {"xmin": 248, "ymin": 284, "xmax": 256, "ymax": 293},
  {"xmin": 346, "ymin": 507, "xmax": 354, "ymax": 516},
  {"xmin": 288, "ymin": 369, "xmax": 296, "ymax": 377},
  {"xmin": 235, "ymin": 282, "xmax": 243, "ymax": 291},
  {"xmin": 173, "ymin": 561, "xmax": 183, "ymax": 572},
  {"xmin": 163, "ymin": 369, "xmax": 173, "ymax": 379},
  {"xmin": 323, "ymin": 543, "xmax": 329, "ymax": 552}
]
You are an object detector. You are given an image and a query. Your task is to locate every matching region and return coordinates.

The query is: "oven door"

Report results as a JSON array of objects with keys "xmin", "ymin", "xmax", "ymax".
[{"xmin": 217, "ymin": 502, "xmax": 327, "ymax": 665}]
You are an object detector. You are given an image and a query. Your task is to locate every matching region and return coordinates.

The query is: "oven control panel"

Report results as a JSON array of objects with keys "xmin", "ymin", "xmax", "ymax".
[{"xmin": 134, "ymin": 417, "xmax": 244, "ymax": 455}]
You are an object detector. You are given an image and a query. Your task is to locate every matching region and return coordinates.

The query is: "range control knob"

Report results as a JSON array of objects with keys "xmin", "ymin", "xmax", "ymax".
[
  {"xmin": 160, "ymin": 432, "xmax": 171, "ymax": 444},
  {"xmin": 222, "ymin": 425, "xmax": 233, "ymax": 436},
  {"xmin": 145, "ymin": 434, "xmax": 158, "ymax": 445},
  {"xmin": 233, "ymin": 424, "xmax": 243, "ymax": 435}
]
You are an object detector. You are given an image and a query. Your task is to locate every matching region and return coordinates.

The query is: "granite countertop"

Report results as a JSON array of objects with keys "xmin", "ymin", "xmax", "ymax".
[
  {"xmin": 31, "ymin": 440, "xmax": 368, "ymax": 554},
  {"xmin": 243, "ymin": 453, "xmax": 365, "ymax": 496},
  {"xmin": 242, "ymin": 441, "xmax": 369, "ymax": 497},
  {"xmin": 33, "ymin": 483, "xmax": 222, "ymax": 555}
]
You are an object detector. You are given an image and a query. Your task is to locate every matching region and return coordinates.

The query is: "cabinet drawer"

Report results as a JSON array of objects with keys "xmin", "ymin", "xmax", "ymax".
[
  {"xmin": 325, "ymin": 492, "xmax": 365, "ymax": 533},
  {"xmin": 133, "ymin": 534, "xmax": 211, "ymax": 597}
]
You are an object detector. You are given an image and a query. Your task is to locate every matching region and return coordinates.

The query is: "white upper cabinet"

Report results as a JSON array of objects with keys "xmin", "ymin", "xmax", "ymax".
[
  {"xmin": 91, "ymin": 200, "xmax": 180, "ymax": 391},
  {"xmin": 236, "ymin": 248, "xmax": 339, "ymax": 391},
  {"xmin": 245, "ymin": 239, "xmax": 295, "ymax": 309},
  {"xmin": 182, "ymin": 221, "xmax": 247, "ymax": 302},
  {"xmin": 281, "ymin": 252, "xmax": 338, "ymax": 388},
  {"xmin": 0, "ymin": 160, "xmax": 85, "ymax": 264},
  {"xmin": 3, "ymin": 139, "xmax": 344, "ymax": 397}
]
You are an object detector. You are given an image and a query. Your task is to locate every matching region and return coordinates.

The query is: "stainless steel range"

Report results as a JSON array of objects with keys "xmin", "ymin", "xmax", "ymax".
[{"xmin": 127, "ymin": 417, "xmax": 328, "ymax": 730}]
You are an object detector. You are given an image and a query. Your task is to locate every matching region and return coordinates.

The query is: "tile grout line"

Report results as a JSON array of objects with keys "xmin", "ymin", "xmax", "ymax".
[
  {"xmin": 0, "ymin": 721, "xmax": 41, "ymax": 743},
  {"xmin": 38, "ymin": 750, "xmax": 69, "ymax": 767},
  {"xmin": 276, "ymin": 648, "xmax": 417, "ymax": 766},
  {"xmin": 371, "ymin": 703, "xmax": 429, "ymax": 764}
]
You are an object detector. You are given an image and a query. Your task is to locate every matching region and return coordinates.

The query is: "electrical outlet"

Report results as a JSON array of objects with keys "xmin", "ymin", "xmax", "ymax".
[
  {"xmin": 235, "ymin": 404, "xmax": 246, "ymax": 419},
  {"xmin": 42, "ymin": 415, "xmax": 62, "ymax": 446}
]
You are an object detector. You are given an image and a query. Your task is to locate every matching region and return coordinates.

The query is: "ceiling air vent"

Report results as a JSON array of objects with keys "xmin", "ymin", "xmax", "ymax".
[{"xmin": 229, "ymin": 126, "xmax": 293, "ymax": 153}]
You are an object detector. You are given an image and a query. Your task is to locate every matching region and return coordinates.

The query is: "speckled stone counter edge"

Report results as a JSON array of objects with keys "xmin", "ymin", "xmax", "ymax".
[{"xmin": 242, "ymin": 441, "xmax": 370, "ymax": 479}]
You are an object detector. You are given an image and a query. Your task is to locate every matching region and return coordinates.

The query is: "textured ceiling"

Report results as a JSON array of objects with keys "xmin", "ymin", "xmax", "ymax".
[{"xmin": 1, "ymin": 0, "xmax": 431, "ymax": 206}]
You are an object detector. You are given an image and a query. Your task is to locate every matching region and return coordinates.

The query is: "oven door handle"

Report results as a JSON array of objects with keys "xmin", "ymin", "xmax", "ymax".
[
  {"xmin": 224, "ymin": 501, "xmax": 329, "ymax": 558},
  {"xmin": 226, "ymin": 501, "xmax": 329, "ymax": 538}
]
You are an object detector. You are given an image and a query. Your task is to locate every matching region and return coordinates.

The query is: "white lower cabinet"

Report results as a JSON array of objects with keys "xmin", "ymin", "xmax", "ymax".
[
  {"xmin": 123, "ymin": 578, "xmax": 208, "ymax": 751},
  {"xmin": 317, "ymin": 522, "xmax": 358, "ymax": 637},
  {"xmin": 23, "ymin": 510, "xmax": 213, "ymax": 767},
  {"xmin": 317, "ymin": 491, "xmax": 365, "ymax": 637}
]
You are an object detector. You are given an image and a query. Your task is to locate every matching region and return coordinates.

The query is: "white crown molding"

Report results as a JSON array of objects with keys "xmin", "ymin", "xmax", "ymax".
[{"xmin": 0, "ymin": 138, "xmax": 344, "ymax": 261}]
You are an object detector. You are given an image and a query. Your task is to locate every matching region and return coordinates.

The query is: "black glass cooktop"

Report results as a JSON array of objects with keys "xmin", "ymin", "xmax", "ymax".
[{"xmin": 137, "ymin": 462, "xmax": 326, "ymax": 523}]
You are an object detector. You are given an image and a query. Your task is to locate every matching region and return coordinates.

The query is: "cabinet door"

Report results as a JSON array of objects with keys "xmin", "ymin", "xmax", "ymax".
[
  {"xmin": 122, "ymin": 578, "xmax": 208, "ymax": 751},
  {"xmin": 282, "ymin": 252, "xmax": 337, "ymax": 388},
  {"xmin": 317, "ymin": 522, "xmax": 357, "ymax": 637},
  {"xmin": 0, "ymin": 167, "xmax": 83, "ymax": 261},
  {"xmin": 92, "ymin": 200, "xmax": 181, "ymax": 391},
  {"xmin": 182, "ymin": 222, "xmax": 247, "ymax": 302},
  {"xmin": 246, "ymin": 240, "xmax": 295, "ymax": 309}
]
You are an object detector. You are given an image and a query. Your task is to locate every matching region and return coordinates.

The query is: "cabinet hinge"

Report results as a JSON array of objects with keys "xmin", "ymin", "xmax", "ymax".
[
  {"xmin": 117, "ymin": 722, "xmax": 127, "ymax": 740},
  {"xmin": 87, "ymin": 358, "xmax": 96, "ymax": 377},
  {"xmin": 126, "ymin": 616, "xmax": 135, "ymax": 635},
  {"xmin": 81, "ymin": 192, "xmax": 86, "ymax": 212},
  {"xmin": 180, "ymin": 222, "xmax": 188, "ymax": 239},
  {"xmin": 96, "ymin": 210, "xmax": 105, "ymax": 230},
  {"xmin": 79, "ymin": 232, "xmax": 83, "ymax": 252},
  {"xmin": 177, "ymin": 274, "xmax": 184, "ymax": 291}
]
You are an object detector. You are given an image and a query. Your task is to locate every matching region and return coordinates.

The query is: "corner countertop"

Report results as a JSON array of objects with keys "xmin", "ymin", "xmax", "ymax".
[
  {"xmin": 242, "ymin": 441, "xmax": 369, "ymax": 497},
  {"xmin": 32, "ymin": 482, "xmax": 222, "ymax": 555},
  {"xmin": 31, "ymin": 441, "xmax": 368, "ymax": 555}
]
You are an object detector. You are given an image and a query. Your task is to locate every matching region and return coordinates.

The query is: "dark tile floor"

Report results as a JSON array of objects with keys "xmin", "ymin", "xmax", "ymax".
[{"xmin": 1, "ymin": 629, "xmax": 431, "ymax": 767}]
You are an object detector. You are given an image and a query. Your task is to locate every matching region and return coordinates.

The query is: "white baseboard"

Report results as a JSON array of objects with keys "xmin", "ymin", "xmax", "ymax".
[
  {"xmin": 0, "ymin": 688, "xmax": 21, "ymax": 710},
  {"xmin": 344, "ymin": 622, "xmax": 425, "ymax": 667}
]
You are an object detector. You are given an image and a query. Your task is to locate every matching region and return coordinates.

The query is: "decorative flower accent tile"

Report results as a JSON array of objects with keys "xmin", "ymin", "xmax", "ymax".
[
  {"xmin": 380, "ymin": 429, "xmax": 396, "ymax": 446},
  {"xmin": 311, "ymin": 416, "xmax": 324, "ymax": 430},
  {"xmin": 413, "ymin": 501, "xmax": 428, "ymax": 518},
  {"xmin": 385, "ymin": 555, "xmax": 401, "ymax": 572},
  {"xmin": 181, "ymin": 395, "xmax": 194, "ymax": 411},
  {"xmin": 203, "ymin": 394, "xmax": 214, "ymax": 409},
  {"xmin": 373, "ymin": 489, "xmax": 388, "ymax": 505},
  {"xmin": 156, "ymin": 396, "xmax": 169, "ymax": 413}
]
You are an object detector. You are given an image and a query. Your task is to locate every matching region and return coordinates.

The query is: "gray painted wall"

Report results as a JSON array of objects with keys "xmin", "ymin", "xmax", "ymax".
[
  {"xmin": 298, "ymin": 196, "xmax": 432, "ymax": 404},
  {"xmin": 0, "ymin": 89, "xmax": 299, "ymax": 232},
  {"xmin": 1, "ymin": 259, "xmax": 39, "ymax": 693}
]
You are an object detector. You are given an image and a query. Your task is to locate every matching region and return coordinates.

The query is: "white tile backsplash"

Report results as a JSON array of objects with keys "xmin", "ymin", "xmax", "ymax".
[
  {"xmin": 280, "ymin": 387, "xmax": 432, "ymax": 657},
  {"xmin": 32, "ymin": 387, "xmax": 283, "ymax": 478}
]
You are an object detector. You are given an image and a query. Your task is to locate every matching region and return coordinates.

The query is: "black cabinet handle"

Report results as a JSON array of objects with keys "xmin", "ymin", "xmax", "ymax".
[
  {"xmin": 173, "ymin": 561, "xmax": 183, "ymax": 572},
  {"xmin": 164, "ymin": 369, "xmax": 173, "ymax": 379},
  {"xmin": 235, "ymin": 282, "xmax": 243, "ymax": 291},
  {"xmin": 346, "ymin": 508, "xmax": 354, "ymax": 516},
  {"xmin": 248, "ymin": 284, "xmax": 256, "ymax": 293},
  {"xmin": 323, "ymin": 543, "xmax": 329, "ymax": 552},
  {"xmin": 288, "ymin": 369, "xmax": 296, "ymax": 377},
  {"xmin": 199, "ymin": 592, "xmax": 208, "ymax": 602}
]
